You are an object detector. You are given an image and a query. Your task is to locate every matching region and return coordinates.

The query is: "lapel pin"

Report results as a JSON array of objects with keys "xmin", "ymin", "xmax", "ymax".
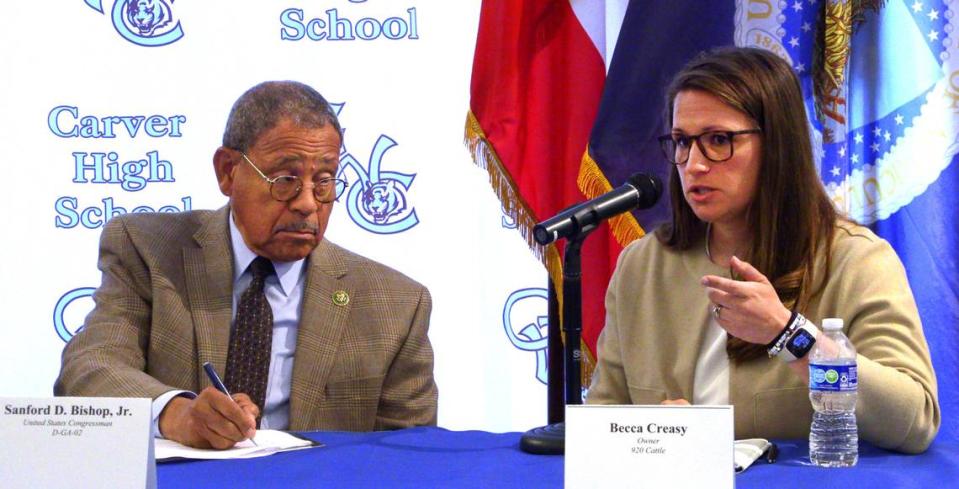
[{"xmin": 332, "ymin": 290, "xmax": 350, "ymax": 306}]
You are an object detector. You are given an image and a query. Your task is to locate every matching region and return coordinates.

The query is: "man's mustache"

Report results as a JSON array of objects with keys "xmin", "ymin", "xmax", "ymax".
[{"xmin": 274, "ymin": 221, "xmax": 319, "ymax": 234}]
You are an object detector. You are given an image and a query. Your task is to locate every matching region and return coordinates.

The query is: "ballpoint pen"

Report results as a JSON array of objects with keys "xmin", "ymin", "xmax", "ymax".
[{"xmin": 202, "ymin": 361, "xmax": 258, "ymax": 446}]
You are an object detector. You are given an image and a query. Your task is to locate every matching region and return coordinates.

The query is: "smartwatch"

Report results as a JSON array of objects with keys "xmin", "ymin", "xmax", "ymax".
[{"xmin": 778, "ymin": 321, "xmax": 819, "ymax": 362}]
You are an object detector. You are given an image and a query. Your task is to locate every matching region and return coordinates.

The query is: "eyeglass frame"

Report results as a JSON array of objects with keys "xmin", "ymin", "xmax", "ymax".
[
  {"xmin": 239, "ymin": 152, "xmax": 347, "ymax": 203},
  {"xmin": 657, "ymin": 128, "xmax": 762, "ymax": 166}
]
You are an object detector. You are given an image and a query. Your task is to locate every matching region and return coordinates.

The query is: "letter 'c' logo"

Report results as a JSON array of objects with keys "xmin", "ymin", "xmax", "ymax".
[
  {"xmin": 84, "ymin": 0, "xmax": 185, "ymax": 47},
  {"xmin": 502, "ymin": 288, "xmax": 549, "ymax": 385},
  {"xmin": 54, "ymin": 288, "xmax": 96, "ymax": 342}
]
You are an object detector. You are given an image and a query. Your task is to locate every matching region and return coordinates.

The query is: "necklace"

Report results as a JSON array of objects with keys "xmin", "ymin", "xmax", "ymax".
[
  {"xmin": 706, "ymin": 223, "xmax": 742, "ymax": 266},
  {"xmin": 705, "ymin": 222, "xmax": 713, "ymax": 261}
]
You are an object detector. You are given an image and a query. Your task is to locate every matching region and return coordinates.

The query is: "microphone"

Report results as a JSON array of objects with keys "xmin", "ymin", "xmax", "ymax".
[{"xmin": 533, "ymin": 172, "xmax": 662, "ymax": 245}]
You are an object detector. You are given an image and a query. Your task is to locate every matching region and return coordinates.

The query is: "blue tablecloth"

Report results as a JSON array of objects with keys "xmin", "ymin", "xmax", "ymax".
[
  {"xmin": 740, "ymin": 438, "xmax": 959, "ymax": 488},
  {"xmin": 158, "ymin": 427, "xmax": 959, "ymax": 488}
]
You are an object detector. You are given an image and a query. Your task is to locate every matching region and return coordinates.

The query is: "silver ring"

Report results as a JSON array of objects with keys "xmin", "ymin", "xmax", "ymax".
[{"xmin": 712, "ymin": 304, "xmax": 724, "ymax": 319}]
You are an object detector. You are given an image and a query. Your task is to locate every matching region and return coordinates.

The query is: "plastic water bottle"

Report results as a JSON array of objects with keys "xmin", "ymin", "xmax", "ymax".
[{"xmin": 808, "ymin": 318, "xmax": 858, "ymax": 467}]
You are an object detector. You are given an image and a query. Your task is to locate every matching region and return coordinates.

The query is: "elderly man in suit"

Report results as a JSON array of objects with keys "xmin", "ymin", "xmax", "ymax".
[{"xmin": 55, "ymin": 81, "xmax": 438, "ymax": 449}]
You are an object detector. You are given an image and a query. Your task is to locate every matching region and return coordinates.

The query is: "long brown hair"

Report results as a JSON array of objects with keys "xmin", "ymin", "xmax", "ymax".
[{"xmin": 655, "ymin": 47, "xmax": 839, "ymax": 362}]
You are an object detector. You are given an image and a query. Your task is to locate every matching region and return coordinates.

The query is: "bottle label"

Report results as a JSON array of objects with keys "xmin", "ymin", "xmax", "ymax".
[{"xmin": 809, "ymin": 363, "xmax": 858, "ymax": 392}]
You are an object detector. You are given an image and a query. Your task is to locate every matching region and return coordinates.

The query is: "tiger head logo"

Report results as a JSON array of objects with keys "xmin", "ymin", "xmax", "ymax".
[
  {"xmin": 125, "ymin": 0, "xmax": 173, "ymax": 36},
  {"xmin": 361, "ymin": 180, "xmax": 407, "ymax": 224},
  {"xmin": 83, "ymin": 0, "xmax": 184, "ymax": 47}
]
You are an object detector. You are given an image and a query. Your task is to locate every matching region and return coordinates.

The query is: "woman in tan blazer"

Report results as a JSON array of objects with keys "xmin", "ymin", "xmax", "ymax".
[{"xmin": 587, "ymin": 47, "xmax": 939, "ymax": 454}]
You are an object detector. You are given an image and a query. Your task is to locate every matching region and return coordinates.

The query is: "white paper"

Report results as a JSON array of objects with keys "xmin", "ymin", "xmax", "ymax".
[{"xmin": 154, "ymin": 429, "xmax": 317, "ymax": 461}]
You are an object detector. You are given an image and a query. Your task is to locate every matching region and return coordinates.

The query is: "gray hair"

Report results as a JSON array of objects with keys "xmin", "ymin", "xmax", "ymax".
[{"xmin": 222, "ymin": 81, "xmax": 342, "ymax": 152}]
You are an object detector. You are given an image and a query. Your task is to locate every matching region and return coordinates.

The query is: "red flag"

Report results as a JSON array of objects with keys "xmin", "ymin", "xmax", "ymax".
[{"xmin": 465, "ymin": 0, "xmax": 625, "ymax": 374}]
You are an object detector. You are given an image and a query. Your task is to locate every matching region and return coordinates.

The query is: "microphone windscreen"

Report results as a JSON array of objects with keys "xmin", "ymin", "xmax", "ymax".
[{"xmin": 626, "ymin": 173, "xmax": 663, "ymax": 209}]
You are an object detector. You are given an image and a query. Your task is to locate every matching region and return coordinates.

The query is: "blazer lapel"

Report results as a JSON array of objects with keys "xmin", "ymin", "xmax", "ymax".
[
  {"xmin": 183, "ymin": 206, "xmax": 235, "ymax": 389},
  {"xmin": 289, "ymin": 239, "xmax": 351, "ymax": 429}
]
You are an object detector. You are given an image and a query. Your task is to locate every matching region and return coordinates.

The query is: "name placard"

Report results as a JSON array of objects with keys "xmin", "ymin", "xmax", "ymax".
[
  {"xmin": 0, "ymin": 397, "xmax": 155, "ymax": 489},
  {"xmin": 565, "ymin": 405, "xmax": 733, "ymax": 489}
]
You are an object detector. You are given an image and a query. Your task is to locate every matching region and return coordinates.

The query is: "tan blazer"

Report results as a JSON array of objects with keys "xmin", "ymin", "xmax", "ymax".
[
  {"xmin": 55, "ymin": 207, "xmax": 437, "ymax": 431},
  {"xmin": 587, "ymin": 222, "xmax": 939, "ymax": 453}
]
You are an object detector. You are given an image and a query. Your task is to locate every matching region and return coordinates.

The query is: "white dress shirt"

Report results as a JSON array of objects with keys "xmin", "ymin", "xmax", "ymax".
[{"xmin": 693, "ymin": 313, "xmax": 730, "ymax": 405}]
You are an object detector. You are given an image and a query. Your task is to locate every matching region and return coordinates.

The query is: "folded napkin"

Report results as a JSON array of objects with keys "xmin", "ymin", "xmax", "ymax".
[{"xmin": 734, "ymin": 438, "xmax": 777, "ymax": 473}]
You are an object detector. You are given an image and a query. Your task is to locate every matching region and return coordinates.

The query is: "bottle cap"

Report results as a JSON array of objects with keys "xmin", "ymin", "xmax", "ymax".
[{"xmin": 822, "ymin": 318, "xmax": 844, "ymax": 331}]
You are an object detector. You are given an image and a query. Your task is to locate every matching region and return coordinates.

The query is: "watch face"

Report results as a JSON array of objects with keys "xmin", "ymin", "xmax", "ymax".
[{"xmin": 786, "ymin": 329, "xmax": 816, "ymax": 358}]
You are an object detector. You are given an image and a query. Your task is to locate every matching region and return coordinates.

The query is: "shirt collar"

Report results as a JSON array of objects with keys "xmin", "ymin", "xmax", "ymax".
[{"xmin": 229, "ymin": 214, "xmax": 305, "ymax": 297}]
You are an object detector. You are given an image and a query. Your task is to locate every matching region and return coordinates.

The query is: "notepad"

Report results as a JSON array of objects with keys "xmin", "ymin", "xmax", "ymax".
[{"xmin": 155, "ymin": 429, "xmax": 320, "ymax": 462}]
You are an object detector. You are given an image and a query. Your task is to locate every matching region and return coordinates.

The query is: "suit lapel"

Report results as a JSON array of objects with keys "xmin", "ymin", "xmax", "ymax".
[
  {"xmin": 183, "ymin": 206, "xmax": 235, "ymax": 389},
  {"xmin": 289, "ymin": 239, "xmax": 351, "ymax": 429}
]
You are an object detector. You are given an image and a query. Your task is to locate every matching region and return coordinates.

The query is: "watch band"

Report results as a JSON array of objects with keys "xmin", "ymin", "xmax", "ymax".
[
  {"xmin": 766, "ymin": 311, "xmax": 798, "ymax": 349},
  {"xmin": 778, "ymin": 319, "xmax": 819, "ymax": 362},
  {"xmin": 767, "ymin": 311, "xmax": 801, "ymax": 358}
]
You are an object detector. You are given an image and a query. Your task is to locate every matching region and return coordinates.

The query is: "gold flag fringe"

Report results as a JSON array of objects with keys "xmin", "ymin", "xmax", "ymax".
[
  {"xmin": 466, "ymin": 111, "xmax": 648, "ymax": 391},
  {"xmin": 576, "ymin": 150, "xmax": 647, "ymax": 248},
  {"xmin": 464, "ymin": 111, "xmax": 567, "ymax": 311},
  {"xmin": 464, "ymin": 111, "xmax": 576, "ymax": 374},
  {"xmin": 465, "ymin": 111, "xmax": 543, "ymax": 259},
  {"xmin": 575, "ymin": 149, "xmax": 652, "ymax": 387}
]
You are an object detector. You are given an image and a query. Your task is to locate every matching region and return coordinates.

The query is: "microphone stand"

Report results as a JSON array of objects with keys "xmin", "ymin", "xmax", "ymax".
[{"xmin": 519, "ymin": 224, "xmax": 596, "ymax": 455}]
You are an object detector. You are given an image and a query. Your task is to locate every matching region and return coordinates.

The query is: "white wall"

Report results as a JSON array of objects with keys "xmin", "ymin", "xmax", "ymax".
[{"xmin": 0, "ymin": 0, "xmax": 549, "ymax": 433}]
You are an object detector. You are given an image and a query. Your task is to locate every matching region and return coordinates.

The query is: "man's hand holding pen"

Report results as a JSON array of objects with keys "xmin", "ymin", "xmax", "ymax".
[{"xmin": 158, "ymin": 387, "xmax": 259, "ymax": 449}]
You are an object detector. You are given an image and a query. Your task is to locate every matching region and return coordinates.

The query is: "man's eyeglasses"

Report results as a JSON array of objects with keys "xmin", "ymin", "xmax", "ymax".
[
  {"xmin": 241, "ymin": 153, "xmax": 347, "ymax": 203},
  {"xmin": 657, "ymin": 129, "xmax": 761, "ymax": 165}
]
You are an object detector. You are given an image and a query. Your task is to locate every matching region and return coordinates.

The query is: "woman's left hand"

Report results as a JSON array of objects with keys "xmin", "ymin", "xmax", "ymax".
[{"xmin": 701, "ymin": 256, "xmax": 792, "ymax": 345}]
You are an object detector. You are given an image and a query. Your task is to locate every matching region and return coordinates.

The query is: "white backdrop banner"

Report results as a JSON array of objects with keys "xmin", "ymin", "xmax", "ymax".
[{"xmin": 0, "ymin": 0, "xmax": 550, "ymax": 433}]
